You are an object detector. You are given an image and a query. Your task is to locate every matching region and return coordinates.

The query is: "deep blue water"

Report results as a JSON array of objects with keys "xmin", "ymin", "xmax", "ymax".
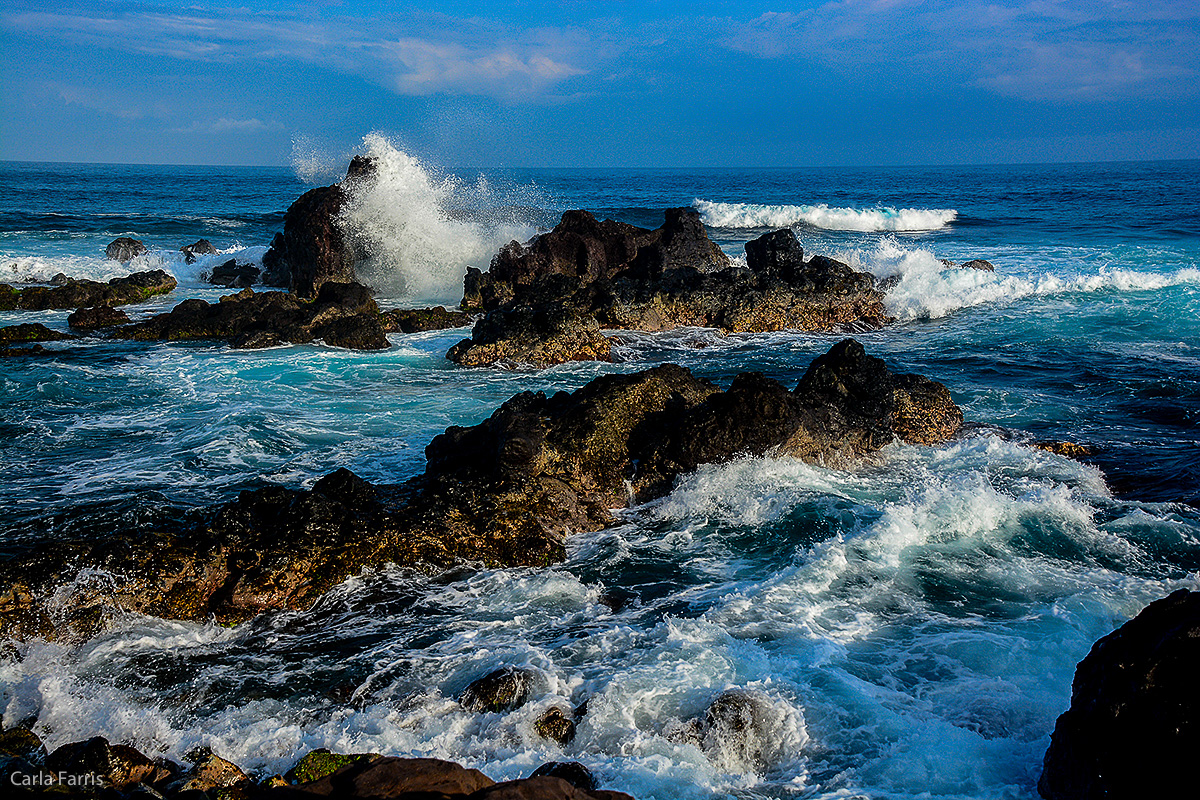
[{"xmin": 1, "ymin": 145, "xmax": 1198, "ymax": 799}]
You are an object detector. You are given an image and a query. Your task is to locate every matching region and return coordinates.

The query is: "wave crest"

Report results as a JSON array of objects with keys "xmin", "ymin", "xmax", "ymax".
[{"xmin": 693, "ymin": 199, "xmax": 957, "ymax": 232}]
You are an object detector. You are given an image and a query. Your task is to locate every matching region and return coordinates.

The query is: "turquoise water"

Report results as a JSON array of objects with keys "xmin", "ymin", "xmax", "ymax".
[{"xmin": 1, "ymin": 143, "xmax": 1198, "ymax": 799}]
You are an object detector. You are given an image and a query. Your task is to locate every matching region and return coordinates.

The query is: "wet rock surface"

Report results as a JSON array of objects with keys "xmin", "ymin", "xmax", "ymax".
[
  {"xmin": 0, "ymin": 270, "xmax": 177, "ymax": 311},
  {"xmin": 0, "ymin": 340, "xmax": 960, "ymax": 637},
  {"xmin": 1039, "ymin": 589, "xmax": 1200, "ymax": 799},
  {"xmin": 460, "ymin": 668, "xmax": 537, "ymax": 713},
  {"xmin": 68, "ymin": 305, "xmax": 131, "ymax": 330},
  {"xmin": 450, "ymin": 223, "xmax": 888, "ymax": 367},
  {"xmin": 381, "ymin": 306, "xmax": 472, "ymax": 334},
  {"xmin": 113, "ymin": 282, "xmax": 389, "ymax": 351}
]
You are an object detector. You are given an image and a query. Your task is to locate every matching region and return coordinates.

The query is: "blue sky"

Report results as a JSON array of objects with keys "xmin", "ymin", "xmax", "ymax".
[{"xmin": 1, "ymin": 0, "xmax": 1197, "ymax": 167}]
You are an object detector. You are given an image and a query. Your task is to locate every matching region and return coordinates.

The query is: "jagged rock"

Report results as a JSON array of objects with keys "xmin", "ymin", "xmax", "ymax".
[
  {"xmin": 0, "ymin": 341, "xmax": 960, "ymax": 636},
  {"xmin": 380, "ymin": 306, "xmax": 471, "ymax": 334},
  {"xmin": 208, "ymin": 259, "xmax": 261, "ymax": 288},
  {"xmin": 105, "ymin": 237, "xmax": 147, "ymax": 262},
  {"xmin": 45, "ymin": 736, "xmax": 172, "ymax": 789},
  {"xmin": 68, "ymin": 305, "xmax": 130, "ymax": 331},
  {"xmin": 461, "ymin": 667, "xmax": 536, "ymax": 713},
  {"xmin": 533, "ymin": 707, "xmax": 577, "ymax": 746},
  {"xmin": 451, "ymin": 226, "xmax": 887, "ymax": 368},
  {"xmin": 1038, "ymin": 589, "xmax": 1200, "ymax": 799},
  {"xmin": 181, "ymin": 239, "xmax": 218, "ymax": 264},
  {"xmin": 960, "ymin": 259, "xmax": 995, "ymax": 271},
  {"xmin": 530, "ymin": 762, "xmax": 596, "ymax": 791},
  {"xmin": 0, "ymin": 270, "xmax": 177, "ymax": 311},
  {"xmin": 114, "ymin": 282, "xmax": 388, "ymax": 351},
  {"xmin": 0, "ymin": 323, "xmax": 75, "ymax": 345}
]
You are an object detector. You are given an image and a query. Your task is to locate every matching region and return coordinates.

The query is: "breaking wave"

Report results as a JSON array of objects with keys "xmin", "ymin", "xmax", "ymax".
[{"xmin": 693, "ymin": 200, "xmax": 957, "ymax": 232}]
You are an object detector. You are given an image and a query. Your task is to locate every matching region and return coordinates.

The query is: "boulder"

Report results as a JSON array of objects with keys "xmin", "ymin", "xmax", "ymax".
[
  {"xmin": 0, "ymin": 342, "xmax": 960, "ymax": 636},
  {"xmin": 530, "ymin": 762, "xmax": 596, "ymax": 791},
  {"xmin": 173, "ymin": 748, "xmax": 248, "ymax": 794},
  {"xmin": 208, "ymin": 259, "xmax": 261, "ymax": 288},
  {"xmin": 68, "ymin": 305, "xmax": 130, "ymax": 331},
  {"xmin": 380, "ymin": 306, "xmax": 472, "ymax": 334},
  {"xmin": 181, "ymin": 239, "xmax": 218, "ymax": 264},
  {"xmin": 105, "ymin": 237, "xmax": 147, "ymax": 262},
  {"xmin": 533, "ymin": 707, "xmax": 577, "ymax": 746},
  {"xmin": 45, "ymin": 736, "xmax": 172, "ymax": 789},
  {"xmin": 1038, "ymin": 589, "xmax": 1200, "ymax": 799},
  {"xmin": 0, "ymin": 270, "xmax": 177, "ymax": 311},
  {"xmin": 960, "ymin": 259, "xmax": 995, "ymax": 271},
  {"xmin": 276, "ymin": 756, "xmax": 493, "ymax": 797},
  {"xmin": 461, "ymin": 667, "xmax": 536, "ymax": 713},
  {"xmin": 447, "ymin": 306, "xmax": 614, "ymax": 368},
  {"xmin": 0, "ymin": 323, "xmax": 75, "ymax": 345},
  {"xmin": 115, "ymin": 282, "xmax": 389, "ymax": 351}
]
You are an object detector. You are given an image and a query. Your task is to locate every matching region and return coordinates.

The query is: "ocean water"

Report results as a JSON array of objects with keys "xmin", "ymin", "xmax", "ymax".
[{"xmin": 1, "ymin": 139, "xmax": 1199, "ymax": 799}]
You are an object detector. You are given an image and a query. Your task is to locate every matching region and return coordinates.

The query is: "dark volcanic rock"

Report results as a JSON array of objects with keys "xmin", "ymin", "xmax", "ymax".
[
  {"xmin": 380, "ymin": 306, "xmax": 472, "ymax": 334},
  {"xmin": 0, "ymin": 323, "xmax": 75, "ymax": 345},
  {"xmin": 1039, "ymin": 589, "xmax": 1200, "ymax": 800},
  {"xmin": 181, "ymin": 239, "xmax": 218, "ymax": 264},
  {"xmin": 208, "ymin": 259, "xmax": 261, "ymax": 288},
  {"xmin": 68, "ymin": 305, "xmax": 130, "ymax": 330},
  {"xmin": 105, "ymin": 237, "xmax": 147, "ymax": 262},
  {"xmin": 461, "ymin": 667, "xmax": 536, "ymax": 713},
  {"xmin": 0, "ymin": 270, "xmax": 177, "ymax": 311},
  {"xmin": 960, "ymin": 259, "xmax": 995, "ymax": 271},
  {"xmin": 450, "ymin": 225, "xmax": 888, "ymax": 368},
  {"xmin": 115, "ymin": 281, "xmax": 389, "ymax": 351},
  {"xmin": 0, "ymin": 341, "xmax": 959, "ymax": 637}
]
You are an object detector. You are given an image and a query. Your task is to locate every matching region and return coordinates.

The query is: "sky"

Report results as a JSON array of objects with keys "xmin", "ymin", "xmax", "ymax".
[{"xmin": 1, "ymin": 0, "xmax": 1198, "ymax": 167}]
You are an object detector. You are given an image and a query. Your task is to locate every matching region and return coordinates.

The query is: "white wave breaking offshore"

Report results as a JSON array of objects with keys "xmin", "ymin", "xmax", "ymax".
[{"xmin": 693, "ymin": 199, "xmax": 957, "ymax": 232}]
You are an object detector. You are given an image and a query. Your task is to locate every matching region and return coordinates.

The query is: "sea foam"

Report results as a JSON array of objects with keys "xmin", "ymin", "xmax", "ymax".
[{"xmin": 693, "ymin": 199, "xmax": 956, "ymax": 232}]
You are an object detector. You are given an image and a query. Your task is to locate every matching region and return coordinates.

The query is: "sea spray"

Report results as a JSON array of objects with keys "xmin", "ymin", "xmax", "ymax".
[{"xmin": 337, "ymin": 135, "xmax": 539, "ymax": 304}]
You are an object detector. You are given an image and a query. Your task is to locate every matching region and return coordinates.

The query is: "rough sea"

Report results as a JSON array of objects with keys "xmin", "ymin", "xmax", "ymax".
[{"xmin": 2, "ymin": 137, "xmax": 1198, "ymax": 799}]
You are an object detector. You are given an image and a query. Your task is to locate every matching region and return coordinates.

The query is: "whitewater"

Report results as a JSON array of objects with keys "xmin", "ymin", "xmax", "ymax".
[{"xmin": 1, "ymin": 148, "xmax": 1199, "ymax": 799}]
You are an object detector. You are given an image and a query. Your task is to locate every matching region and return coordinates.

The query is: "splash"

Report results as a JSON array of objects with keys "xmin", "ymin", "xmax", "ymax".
[
  {"xmin": 337, "ymin": 135, "xmax": 540, "ymax": 305},
  {"xmin": 694, "ymin": 199, "xmax": 956, "ymax": 232}
]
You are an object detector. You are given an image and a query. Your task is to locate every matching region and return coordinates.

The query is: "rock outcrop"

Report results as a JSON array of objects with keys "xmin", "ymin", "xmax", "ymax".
[
  {"xmin": 450, "ymin": 222, "xmax": 888, "ymax": 368},
  {"xmin": 1038, "ymin": 589, "xmax": 1200, "ymax": 799},
  {"xmin": 68, "ymin": 305, "xmax": 131, "ymax": 331},
  {"xmin": 105, "ymin": 237, "xmax": 147, "ymax": 262},
  {"xmin": 208, "ymin": 259, "xmax": 261, "ymax": 288},
  {"xmin": 380, "ymin": 306, "xmax": 472, "ymax": 334},
  {"xmin": 0, "ymin": 270, "xmax": 177, "ymax": 311},
  {"xmin": 0, "ymin": 340, "xmax": 959, "ymax": 638},
  {"xmin": 0, "ymin": 323, "xmax": 75, "ymax": 345},
  {"xmin": 114, "ymin": 282, "xmax": 389, "ymax": 350}
]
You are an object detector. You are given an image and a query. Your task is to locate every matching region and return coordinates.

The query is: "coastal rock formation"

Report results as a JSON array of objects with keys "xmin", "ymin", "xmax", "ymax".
[
  {"xmin": 208, "ymin": 258, "xmax": 261, "ymax": 288},
  {"xmin": 380, "ymin": 306, "xmax": 472, "ymax": 334},
  {"xmin": 0, "ymin": 323, "xmax": 75, "ymax": 345},
  {"xmin": 1038, "ymin": 589, "xmax": 1200, "ymax": 799},
  {"xmin": 0, "ymin": 340, "xmax": 960, "ymax": 637},
  {"xmin": 105, "ymin": 237, "xmax": 147, "ymax": 262},
  {"xmin": 0, "ymin": 270, "xmax": 177, "ymax": 311},
  {"xmin": 262, "ymin": 160, "xmax": 376, "ymax": 300},
  {"xmin": 450, "ymin": 223, "xmax": 888, "ymax": 367},
  {"xmin": 181, "ymin": 239, "xmax": 218, "ymax": 263},
  {"xmin": 68, "ymin": 305, "xmax": 130, "ymax": 330},
  {"xmin": 114, "ymin": 282, "xmax": 389, "ymax": 350}
]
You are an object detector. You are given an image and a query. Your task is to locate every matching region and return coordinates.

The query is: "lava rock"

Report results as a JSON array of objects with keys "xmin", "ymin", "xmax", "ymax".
[
  {"xmin": 380, "ymin": 306, "xmax": 472, "ymax": 334},
  {"xmin": 181, "ymin": 239, "xmax": 218, "ymax": 264},
  {"xmin": 68, "ymin": 305, "xmax": 130, "ymax": 331},
  {"xmin": 960, "ymin": 259, "xmax": 995, "ymax": 271},
  {"xmin": 0, "ymin": 270, "xmax": 177, "ymax": 311},
  {"xmin": 461, "ymin": 667, "xmax": 536, "ymax": 713},
  {"xmin": 1038, "ymin": 589, "xmax": 1200, "ymax": 799},
  {"xmin": 208, "ymin": 259, "xmax": 261, "ymax": 288},
  {"xmin": 105, "ymin": 237, "xmax": 147, "ymax": 262},
  {"xmin": 0, "ymin": 323, "xmax": 75, "ymax": 345},
  {"xmin": 447, "ymin": 305, "xmax": 614, "ymax": 368}
]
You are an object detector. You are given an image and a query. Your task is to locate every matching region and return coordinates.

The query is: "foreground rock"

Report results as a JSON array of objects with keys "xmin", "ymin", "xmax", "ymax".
[
  {"xmin": 451, "ymin": 221, "xmax": 888, "ymax": 367},
  {"xmin": 1039, "ymin": 589, "xmax": 1200, "ymax": 799},
  {"xmin": 0, "ymin": 340, "xmax": 959, "ymax": 637},
  {"xmin": 0, "ymin": 270, "xmax": 177, "ymax": 311},
  {"xmin": 114, "ymin": 282, "xmax": 389, "ymax": 350}
]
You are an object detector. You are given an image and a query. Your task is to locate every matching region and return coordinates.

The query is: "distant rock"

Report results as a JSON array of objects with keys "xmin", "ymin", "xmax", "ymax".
[
  {"xmin": 1039, "ymin": 589, "xmax": 1200, "ymax": 799},
  {"xmin": 380, "ymin": 306, "xmax": 472, "ymax": 334},
  {"xmin": 0, "ymin": 340, "xmax": 960, "ymax": 637},
  {"xmin": 0, "ymin": 270, "xmax": 177, "ymax": 311},
  {"xmin": 450, "ymin": 223, "xmax": 888, "ymax": 368},
  {"xmin": 114, "ymin": 281, "xmax": 389, "ymax": 351},
  {"xmin": 207, "ymin": 258, "xmax": 261, "ymax": 288},
  {"xmin": 68, "ymin": 305, "xmax": 130, "ymax": 331},
  {"xmin": 960, "ymin": 259, "xmax": 995, "ymax": 271},
  {"xmin": 181, "ymin": 239, "xmax": 219, "ymax": 264},
  {"xmin": 105, "ymin": 237, "xmax": 147, "ymax": 262}
]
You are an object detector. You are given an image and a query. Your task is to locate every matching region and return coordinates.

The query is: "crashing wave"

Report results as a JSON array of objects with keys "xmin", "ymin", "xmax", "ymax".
[{"xmin": 693, "ymin": 199, "xmax": 957, "ymax": 232}]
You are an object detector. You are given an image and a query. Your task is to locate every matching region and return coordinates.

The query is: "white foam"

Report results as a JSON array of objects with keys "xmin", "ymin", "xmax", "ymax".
[
  {"xmin": 0, "ymin": 245, "xmax": 266, "ymax": 288},
  {"xmin": 338, "ymin": 135, "xmax": 539, "ymax": 305},
  {"xmin": 839, "ymin": 238, "xmax": 1200, "ymax": 320},
  {"xmin": 694, "ymin": 199, "xmax": 957, "ymax": 232}
]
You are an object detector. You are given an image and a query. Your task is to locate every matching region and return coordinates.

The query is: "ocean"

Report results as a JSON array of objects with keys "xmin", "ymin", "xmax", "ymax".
[{"xmin": 1, "ymin": 137, "xmax": 1198, "ymax": 799}]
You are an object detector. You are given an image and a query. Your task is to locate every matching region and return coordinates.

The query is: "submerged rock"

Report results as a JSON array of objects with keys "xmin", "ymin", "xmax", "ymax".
[
  {"xmin": 450, "ymin": 224, "xmax": 888, "ymax": 368},
  {"xmin": 0, "ymin": 270, "xmax": 177, "ymax": 311},
  {"xmin": 0, "ymin": 341, "xmax": 960, "ymax": 636},
  {"xmin": 1039, "ymin": 589, "xmax": 1200, "ymax": 799},
  {"xmin": 105, "ymin": 237, "xmax": 147, "ymax": 262},
  {"xmin": 114, "ymin": 282, "xmax": 389, "ymax": 351}
]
